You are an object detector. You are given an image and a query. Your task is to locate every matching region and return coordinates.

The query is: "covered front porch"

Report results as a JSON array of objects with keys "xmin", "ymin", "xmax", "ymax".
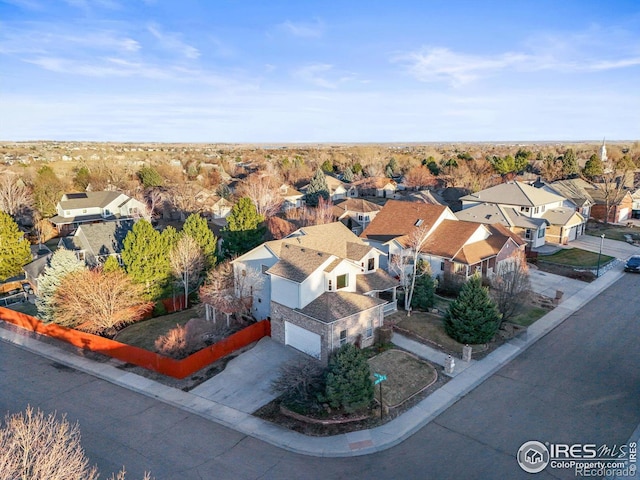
[{"xmin": 356, "ymin": 269, "xmax": 400, "ymax": 316}]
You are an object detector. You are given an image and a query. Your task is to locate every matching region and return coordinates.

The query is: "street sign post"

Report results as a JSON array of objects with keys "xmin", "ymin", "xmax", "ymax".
[{"xmin": 373, "ymin": 373, "xmax": 387, "ymax": 419}]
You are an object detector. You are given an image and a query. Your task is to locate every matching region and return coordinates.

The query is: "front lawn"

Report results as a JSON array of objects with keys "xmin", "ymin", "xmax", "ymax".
[
  {"xmin": 367, "ymin": 349, "xmax": 437, "ymax": 408},
  {"xmin": 510, "ymin": 306, "xmax": 548, "ymax": 327},
  {"xmin": 395, "ymin": 311, "xmax": 487, "ymax": 355},
  {"xmin": 114, "ymin": 308, "xmax": 201, "ymax": 351},
  {"xmin": 539, "ymin": 247, "xmax": 614, "ymax": 267},
  {"xmin": 586, "ymin": 221, "xmax": 640, "ymax": 243}
]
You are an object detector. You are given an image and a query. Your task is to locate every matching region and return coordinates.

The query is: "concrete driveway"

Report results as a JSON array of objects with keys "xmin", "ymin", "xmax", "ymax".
[
  {"xmin": 190, "ymin": 337, "xmax": 306, "ymax": 414},
  {"xmin": 528, "ymin": 267, "xmax": 587, "ymax": 299},
  {"xmin": 569, "ymin": 235, "xmax": 639, "ymax": 259}
]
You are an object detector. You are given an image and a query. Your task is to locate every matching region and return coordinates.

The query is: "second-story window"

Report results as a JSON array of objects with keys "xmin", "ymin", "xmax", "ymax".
[
  {"xmin": 368, "ymin": 258, "xmax": 375, "ymax": 271},
  {"xmin": 336, "ymin": 273, "xmax": 348, "ymax": 289}
]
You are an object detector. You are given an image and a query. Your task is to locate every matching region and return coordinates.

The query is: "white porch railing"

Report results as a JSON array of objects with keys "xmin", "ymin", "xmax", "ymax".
[{"xmin": 383, "ymin": 300, "xmax": 397, "ymax": 315}]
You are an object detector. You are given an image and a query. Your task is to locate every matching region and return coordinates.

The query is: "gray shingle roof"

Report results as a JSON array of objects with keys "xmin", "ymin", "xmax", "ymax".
[
  {"xmin": 356, "ymin": 269, "xmax": 399, "ymax": 294},
  {"xmin": 460, "ymin": 181, "xmax": 564, "ymax": 207},
  {"xmin": 72, "ymin": 221, "xmax": 134, "ymax": 257},
  {"xmin": 59, "ymin": 191, "xmax": 123, "ymax": 210},
  {"xmin": 267, "ymin": 244, "xmax": 333, "ymax": 283},
  {"xmin": 298, "ymin": 291, "xmax": 386, "ymax": 324}
]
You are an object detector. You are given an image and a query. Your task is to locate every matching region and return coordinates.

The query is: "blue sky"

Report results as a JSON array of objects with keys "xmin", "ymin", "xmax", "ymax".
[{"xmin": 1, "ymin": 0, "xmax": 639, "ymax": 142}]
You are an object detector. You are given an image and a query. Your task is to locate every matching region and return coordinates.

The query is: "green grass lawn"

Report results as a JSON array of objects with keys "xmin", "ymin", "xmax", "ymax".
[
  {"xmin": 114, "ymin": 308, "xmax": 201, "ymax": 351},
  {"xmin": 586, "ymin": 221, "xmax": 640, "ymax": 243},
  {"xmin": 368, "ymin": 349, "xmax": 437, "ymax": 408},
  {"xmin": 540, "ymin": 247, "xmax": 614, "ymax": 267},
  {"xmin": 510, "ymin": 306, "xmax": 548, "ymax": 327},
  {"xmin": 395, "ymin": 312, "xmax": 487, "ymax": 355}
]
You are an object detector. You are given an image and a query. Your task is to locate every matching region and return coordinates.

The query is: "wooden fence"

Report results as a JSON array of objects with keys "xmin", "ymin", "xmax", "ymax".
[{"xmin": 0, "ymin": 307, "xmax": 270, "ymax": 379}]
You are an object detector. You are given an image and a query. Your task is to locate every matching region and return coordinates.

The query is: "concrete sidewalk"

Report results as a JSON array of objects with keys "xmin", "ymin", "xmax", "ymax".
[{"xmin": 0, "ymin": 263, "xmax": 627, "ymax": 458}]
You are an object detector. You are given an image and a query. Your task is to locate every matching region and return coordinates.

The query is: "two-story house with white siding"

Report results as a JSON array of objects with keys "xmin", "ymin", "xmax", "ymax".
[
  {"xmin": 230, "ymin": 222, "xmax": 399, "ymax": 364},
  {"xmin": 50, "ymin": 191, "xmax": 147, "ymax": 235}
]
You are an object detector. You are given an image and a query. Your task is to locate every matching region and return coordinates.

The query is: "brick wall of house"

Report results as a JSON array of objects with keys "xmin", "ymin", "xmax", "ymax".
[{"xmin": 271, "ymin": 301, "xmax": 383, "ymax": 365}]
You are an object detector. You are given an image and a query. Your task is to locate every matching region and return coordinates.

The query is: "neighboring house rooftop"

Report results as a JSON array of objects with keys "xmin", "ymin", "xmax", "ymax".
[
  {"xmin": 62, "ymin": 221, "xmax": 133, "ymax": 261},
  {"xmin": 58, "ymin": 191, "xmax": 123, "ymax": 210},
  {"xmin": 360, "ymin": 199, "xmax": 448, "ymax": 242},
  {"xmin": 333, "ymin": 198, "xmax": 382, "ymax": 215},
  {"xmin": 545, "ymin": 179, "xmax": 594, "ymax": 207},
  {"xmin": 542, "ymin": 207, "xmax": 585, "ymax": 227},
  {"xmin": 298, "ymin": 291, "xmax": 386, "ymax": 324},
  {"xmin": 460, "ymin": 181, "xmax": 565, "ymax": 207},
  {"xmin": 455, "ymin": 203, "xmax": 548, "ymax": 229}
]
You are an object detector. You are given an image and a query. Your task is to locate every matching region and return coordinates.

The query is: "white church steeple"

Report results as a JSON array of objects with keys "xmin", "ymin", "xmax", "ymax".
[{"xmin": 600, "ymin": 138, "xmax": 607, "ymax": 163}]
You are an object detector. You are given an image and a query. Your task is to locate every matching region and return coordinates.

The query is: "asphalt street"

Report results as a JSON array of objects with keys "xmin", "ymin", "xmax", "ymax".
[{"xmin": 1, "ymin": 274, "xmax": 639, "ymax": 479}]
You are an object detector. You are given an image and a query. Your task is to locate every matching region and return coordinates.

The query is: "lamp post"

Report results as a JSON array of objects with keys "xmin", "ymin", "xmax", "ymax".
[{"xmin": 596, "ymin": 234, "xmax": 605, "ymax": 277}]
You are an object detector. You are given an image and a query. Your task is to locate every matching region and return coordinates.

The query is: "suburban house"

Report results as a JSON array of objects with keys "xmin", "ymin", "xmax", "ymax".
[
  {"xmin": 50, "ymin": 191, "xmax": 146, "ymax": 235},
  {"xmin": 360, "ymin": 200, "xmax": 526, "ymax": 282},
  {"xmin": 278, "ymin": 184, "xmax": 305, "ymax": 211},
  {"xmin": 58, "ymin": 220, "xmax": 134, "ymax": 267},
  {"xmin": 458, "ymin": 181, "xmax": 586, "ymax": 246},
  {"xmin": 537, "ymin": 178, "xmax": 594, "ymax": 220},
  {"xmin": 350, "ymin": 177, "xmax": 398, "ymax": 198},
  {"xmin": 229, "ymin": 222, "xmax": 399, "ymax": 363},
  {"xmin": 300, "ymin": 174, "xmax": 349, "ymax": 202},
  {"xmin": 360, "ymin": 200, "xmax": 456, "ymax": 270},
  {"xmin": 632, "ymin": 188, "xmax": 640, "ymax": 219},
  {"xmin": 585, "ymin": 184, "xmax": 633, "ymax": 224},
  {"xmin": 332, "ymin": 198, "xmax": 383, "ymax": 235}
]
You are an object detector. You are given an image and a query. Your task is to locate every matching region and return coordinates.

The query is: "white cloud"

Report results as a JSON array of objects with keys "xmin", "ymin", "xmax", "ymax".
[
  {"xmin": 147, "ymin": 23, "xmax": 200, "ymax": 59},
  {"xmin": 278, "ymin": 19, "xmax": 324, "ymax": 38}
]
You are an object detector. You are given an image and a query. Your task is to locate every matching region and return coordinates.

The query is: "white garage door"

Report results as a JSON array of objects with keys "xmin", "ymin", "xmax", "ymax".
[
  {"xmin": 568, "ymin": 225, "xmax": 578, "ymax": 241},
  {"xmin": 285, "ymin": 322, "xmax": 321, "ymax": 359},
  {"xmin": 618, "ymin": 208, "xmax": 630, "ymax": 222}
]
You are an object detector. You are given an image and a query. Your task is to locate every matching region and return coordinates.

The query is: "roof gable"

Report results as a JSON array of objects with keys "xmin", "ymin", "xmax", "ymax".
[{"xmin": 360, "ymin": 199, "xmax": 450, "ymax": 242}]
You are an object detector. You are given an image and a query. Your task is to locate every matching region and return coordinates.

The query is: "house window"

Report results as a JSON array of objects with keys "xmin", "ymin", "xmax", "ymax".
[
  {"xmin": 336, "ymin": 273, "xmax": 348, "ymax": 289},
  {"xmin": 440, "ymin": 261, "xmax": 445, "ymax": 271},
  {"xmin": 328, "ymin": 280, "xmax": 333, "ymax": 291},
  {"xmin": 367, "ymin": 258, "xmax": 375, "ymax": 271},
  {"xmin": 540, "ymin": 205, "xmax": 546, "ymax": 213},
  {"xmin": 339, "ymin": 329, "xmax": 347, "ymax": 346},
  {"xmin": 521, "ymin": 206, "xmax": 530, "ymax": 213},
  {"xmin": 534, "ymin": 207, "xmax": 539, "ymax": 214},
  {"xmin": 261, "ymin": 264, "xmax": 268, "ymax": 275},
  {"xmin": 358, "ymin": 214, "xmax": 364, "ymax": 221},
  {"xmin": 525, "ymin": 229, "xmax": 532, "ymax": 240},
  {"xmin": 538, "ymin": 228, "xmax": 545, "ymax": 238},
  {"xmin": 366, "ymin": 319, "xmax": 374, "ymax": 338}
]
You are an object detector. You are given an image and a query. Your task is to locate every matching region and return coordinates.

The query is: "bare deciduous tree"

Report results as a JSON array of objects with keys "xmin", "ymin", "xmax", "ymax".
[
  {"xmin": 52, "ymin": 269, "xmax": 152, "ymax": 335},
  {"xmin": 403, "ymin": 166, "xmax": 437, "ymax": 190},
  {"xmin": 0, "ymin": 405, "xmax": 98, "ymax": 480},
  {"xmin": 0, "ymin": 174, "xmax": 32, "ymax": 217},
  {"xmin": 388, "ymin": 224, "xmax": 432, "ymax": 314},
  {"xmin": 490, "ymin": 250, "xmax": 531, "ymax": 324},
  {"xmin": 170, "ymin": 235, "xmax": 205, "ymax": 308},
  {"xmin": 238, "ymin": 172, "xmax": 283, "ymax": 218},
  {"xmin": 598, "ymin": 156, "xmax": 635, "ymax": 224},
  {"xmin": 301, "ymin": 196, "xmax": 335, "ymax": 226},
  {"xmin": 199, "ymin": 260, "xmax": 263, "ymax": 324}
]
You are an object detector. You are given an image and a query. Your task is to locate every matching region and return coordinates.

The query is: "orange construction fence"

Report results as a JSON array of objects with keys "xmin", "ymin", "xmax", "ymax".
[{"xmin": 0, "ymin": 307, "xmax": 270, "ymax": 379}]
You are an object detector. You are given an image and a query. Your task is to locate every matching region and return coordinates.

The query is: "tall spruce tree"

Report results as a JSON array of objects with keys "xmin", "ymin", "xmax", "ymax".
[
  {"xmin": 411, "ymin": 273, "xmax": 436, "ymax": 311},
  {"xmin": 323, "ymin": 343, "xmax": 374, "ymax": 413},
  {"xmin": 36, "ymin": 249, "xmax": 86, "ymax": 323},
  {"xmin": 561, "ymin": 148, "xmax": 579, "ymax": 178},
  {"xmin": 443, "ymin": 274, "xmax": 501, "ymax": 344},
  {"xmin": 121, "ymin": 219, "xmax": 173, "ymax": 300},
  {"xmin": 182, "ymin": 213, "xmax": 217, "ymax": 269},
  {"xmin": 342, "ymin": 166, "xmax": 354, "ymax": 183},
  {"xmin": 0, "ymin": 211, "xmax": 31, "ymax": 282},
  {"xmin": 305, "ymin": 169, "xmax": 330, "ymax": 207},
  {"xmin": 222, "ymin": 197, "xmax": 265, "ymax": 257},
  {"xmin": 583, "ymin": 153, "xmax": 604, "ymax": 180}
]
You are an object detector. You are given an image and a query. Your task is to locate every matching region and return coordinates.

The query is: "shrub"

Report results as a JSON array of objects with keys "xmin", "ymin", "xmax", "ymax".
[
  {"xmin": 322, "ymin": 343, "xmax": 374, "ymax": 414},
  {"xmin": 411, "ymin": 273, "xmax": 435, "ymax": 311},
  {"xmin": 152, "ymin": 301, "xmax": 167, "ymax": 317},
  {"xmin": 270, "ymin": 358, "xmax": 325, "ymax": 413},
  {"xmin": 155, "ymin": 324, "xmax": 188, "ymax": 358},
  {"xmin": 375, "ymin": 326, "xmax": 393, "ymax": 347},
  {"xmin": 443, "ymin": 274, "xmax": 501, "ymax": 344}
]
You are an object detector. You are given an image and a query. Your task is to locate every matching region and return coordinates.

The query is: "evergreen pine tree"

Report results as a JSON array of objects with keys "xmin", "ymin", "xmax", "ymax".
[
  {"xmin": 101, "ymin": 255, "xmax": 122, "ymax": 273},
  {"xmin": 36, "ymin": 249, "xmax": 86, "ymax": 323},
  {"xmin": 342, "ymin": 166, "xmax": 354, "ymax": 183},
  {"xmin": 323, "ymin": 343, "xmax": 374, "ymax": 413},
  {"xmin": 385, "ymin": 165, "xmax": 394, "ymax": 178},
  {"xmin": 411, "ymin": 273, "xmax": 436, "ymax": 311},
  {"xmin": 0, "ymin": 211, "xmax": 32, "ymax": 282},
  {"xmin": 443, "ymin": 274, "xmax": 501, "ymax": 344},
  {"xmin": 136, "ymin": 166, "xmax": 164, "ymax": 188},
  {"xmin": 583, "ymin": 153, "xmax": 604, "ymax": 180},
  {"xmin": 387, "ymin": 157, "xmax": 398, "ymax": 175},
  {"xmin": 561, "ymin": 148, "xmax": 579, "ymax": 178},
  {"xmin": 182, "ymin": 213, "xmax": 217, "ymax": 269},
  {"xmin": 222, "ymin": 197, "xmax": 265, "ymax": 257},
  {"xmin": 121, "ymin": 219, "xmax": 173, "ymax": 300},
  {"xmin": 305, "ymin": 169, "xmax": 330, "ymax": 207}
]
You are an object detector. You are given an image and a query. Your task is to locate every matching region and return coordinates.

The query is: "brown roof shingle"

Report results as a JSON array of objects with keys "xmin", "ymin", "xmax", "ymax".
[
  {"xmin": 360, "ymin": 200, "xmax": 448, "ymax": 242},
  {"xmin": 298, "ymin": 291, "xmax": 386, "ymax": 324}
]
